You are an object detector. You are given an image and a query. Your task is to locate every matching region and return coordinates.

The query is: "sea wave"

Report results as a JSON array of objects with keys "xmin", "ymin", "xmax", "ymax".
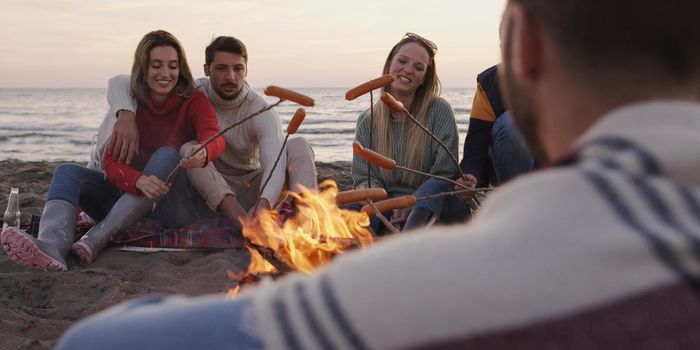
[
  {"xmin": 68, "ymin": 139, "xmax": 95, "ymax": 146},
  {"xmin": 298, "ymin": 128, "xmax": 355, "ymax": 135}
]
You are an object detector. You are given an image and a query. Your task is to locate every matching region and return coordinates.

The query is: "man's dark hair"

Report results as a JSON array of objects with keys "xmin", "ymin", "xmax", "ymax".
[
  {"xmin": 513, "ymin": 0, "xmax": 700, "ymax": 85},
  {"xmin": 205, "ymin": 36, "xmax": 248, "ymax": 65}
]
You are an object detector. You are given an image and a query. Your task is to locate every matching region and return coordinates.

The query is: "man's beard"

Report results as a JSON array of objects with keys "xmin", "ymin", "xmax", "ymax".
[
  {"xmin": 500, "ymin": 66, "xmax": 548, "ymax": 163},
  {"xmin": 499, "ymin": 12, "xmax": 549, "ymax": 163},
  {"xmin": 215, "ymin": 83, "xmax": 242, "ymax": 100}
]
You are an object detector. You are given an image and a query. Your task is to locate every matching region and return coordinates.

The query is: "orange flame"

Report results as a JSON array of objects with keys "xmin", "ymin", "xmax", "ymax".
[
  {"xmin": 229, "ymin": 180, "xmax": 374, "ymax": 296},
  {"xmin": 243, "ymin": 180, "xmax": 373, "ymax": 274}
]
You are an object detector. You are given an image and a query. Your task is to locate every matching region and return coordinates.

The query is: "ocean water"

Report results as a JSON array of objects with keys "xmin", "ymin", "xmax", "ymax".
[{"xmin": 0, "ymin": 87, "xmax": 474, "ymax": 163}]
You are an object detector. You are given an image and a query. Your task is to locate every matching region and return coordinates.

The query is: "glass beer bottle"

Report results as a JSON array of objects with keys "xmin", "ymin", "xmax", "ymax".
[{"xmin": 2, "ymin": 187, "xmax": 21, "ymax": 230}]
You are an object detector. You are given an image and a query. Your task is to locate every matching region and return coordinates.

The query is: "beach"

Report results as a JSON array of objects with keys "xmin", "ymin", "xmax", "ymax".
[{"xmin": 0, "ymin": 160, "xmax": 353, "ymax": 350}]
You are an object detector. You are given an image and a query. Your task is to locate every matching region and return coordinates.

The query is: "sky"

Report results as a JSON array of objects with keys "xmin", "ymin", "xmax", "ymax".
[{"xmin": 0, "ymin": 0, "xmax": 506, "ymax": 88}]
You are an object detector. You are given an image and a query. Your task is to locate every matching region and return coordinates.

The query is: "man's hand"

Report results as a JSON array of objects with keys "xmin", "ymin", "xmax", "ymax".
[
  {"xmin": 455, "ymin": 174, "xmax": 478, "ymax": 201},
  {"xmin": 110, "ymin": 110, "xmax": 139, "ymax": 164},
  {"xmin": 180, "ymin": 145, "xmax": 208, "ymax": 169},
  {"xmin": 249, "ymin": 198, "xmax": 271, "ymax": 217},
  {"xmin": 135, "ymin": 175, "xmax": 170, "ymax": 200},
  {"xmin": 390, "ymin": 208, "xmax": 411, "ymax": 225}
]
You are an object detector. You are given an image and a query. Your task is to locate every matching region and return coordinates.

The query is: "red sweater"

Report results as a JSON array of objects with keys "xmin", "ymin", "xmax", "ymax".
[{"xmin": 103, "ymin": 91, "xmax": 225, "ymax": 194}]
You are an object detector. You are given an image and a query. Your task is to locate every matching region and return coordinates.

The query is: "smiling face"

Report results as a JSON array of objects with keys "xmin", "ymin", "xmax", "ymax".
[
  {"xmin": 387, "ymin": 42, "xmax": 431, "ymax": 97},
  {"xmin": 204, "ymin": 51, "xmax": 247, "ymax": 100},
  {"xmin": 146, "ymin": 45, "xmax": 179, "ymax": 103}
]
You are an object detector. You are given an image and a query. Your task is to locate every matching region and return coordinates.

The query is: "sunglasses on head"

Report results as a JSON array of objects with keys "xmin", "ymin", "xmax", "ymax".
[{"xmin": 404, "ymin": 32, "xmax": 437, "ymax": 53}]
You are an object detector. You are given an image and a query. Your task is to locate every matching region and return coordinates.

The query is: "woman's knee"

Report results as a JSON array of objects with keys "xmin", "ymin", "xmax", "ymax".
[
  {"xmin": 287, "ymin": 136, "xmax": 315, "ymax": 161},
  {"xmin": 53, "ymin": 163, "xmax": 86, "ymax": 179},
  {"xmin": 143, "ymin": 147, "xmax": 181, "ymax": 179},
  {"xmin": 152, "ymin": 146, "xmax": 180, "ymax": 161}
]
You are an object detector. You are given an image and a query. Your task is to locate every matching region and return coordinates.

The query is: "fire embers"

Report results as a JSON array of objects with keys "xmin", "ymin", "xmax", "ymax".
[{"xmin": 228, "ymin": 180, "xmax": 374, "ymax": 296}]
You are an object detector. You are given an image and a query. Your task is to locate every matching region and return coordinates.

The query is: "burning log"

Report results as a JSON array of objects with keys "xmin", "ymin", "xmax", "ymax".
[{"xmin": 244, "ymin": 238, "xmax": 295, "ymax": 273}]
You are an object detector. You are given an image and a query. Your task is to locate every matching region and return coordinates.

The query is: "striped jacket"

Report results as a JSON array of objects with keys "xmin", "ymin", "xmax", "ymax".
[{"xmin": 245, "ymin": 100, "xmax": 700, "ymax": 349}]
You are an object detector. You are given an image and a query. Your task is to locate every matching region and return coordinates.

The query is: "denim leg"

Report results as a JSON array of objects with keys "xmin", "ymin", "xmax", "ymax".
[
  {"xmin": 56, "ymin": 295, "xmax": 263, "ymax": 350},
  {"xmin": 412, "ymin": 178, "xmax": 452, "ymax": 215},
  {"xmin": 47, "ymin": 163, "xmax": 121, "ymax": 221},
  {"xmin": 491, "ymin": 112, "xmax": 535, "ymax": 184},
  {"xmin": 142, "ymin": 146, "xmax": 181, "ymax": 180},
  {"xmin": 439, "ymin": 195, "xmax": 471, "ymax": 224}
]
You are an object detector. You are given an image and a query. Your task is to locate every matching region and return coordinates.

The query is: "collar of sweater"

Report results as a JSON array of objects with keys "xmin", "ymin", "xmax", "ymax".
[
  {"xmin": 143, "ymin": 93, "xmax": 182, "ymax": 116},
  {"xmin": 206, "ymin": 81, "xmax": 251, "ymax": 112}
]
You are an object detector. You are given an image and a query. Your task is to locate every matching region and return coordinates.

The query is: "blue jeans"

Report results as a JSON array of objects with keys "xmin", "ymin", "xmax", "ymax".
[
  {"xmin": 47, "ymin": 147, "xmax": 213, "ymax": 227},
  {"xmin": 414, "ymin": 178, "xmax": 470, "ymax": 224},
  {"xmin": 491, "ymin": 112, "xmax": 535, "ymax": 184},
  {"xmin": 56, "ymin": 295, "xmax": 263, "ymax": 350}
]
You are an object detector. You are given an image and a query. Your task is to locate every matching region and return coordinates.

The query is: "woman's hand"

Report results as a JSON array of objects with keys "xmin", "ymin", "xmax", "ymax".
[
  {"xmin": 135, "ymin": 175, "xmax": 170, "ymax": 199},
  {"xmin": 455, "ymin": 173, "xmax": 477, "ymax": 201},
  {"xmin": 180, "ymin": 145, "xmax": 207, "ymax": 169}
]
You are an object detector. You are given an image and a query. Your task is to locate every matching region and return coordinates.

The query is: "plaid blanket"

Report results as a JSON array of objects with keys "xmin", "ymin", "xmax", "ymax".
[{"xmin": 111, "ymin": 216, "xmax": 245, "ymax": 249}]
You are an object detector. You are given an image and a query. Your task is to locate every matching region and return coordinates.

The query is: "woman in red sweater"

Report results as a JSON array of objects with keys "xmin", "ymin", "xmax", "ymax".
[{"xmin": 0, "ymin": 30, "xmax": 224, "ymax": 271}]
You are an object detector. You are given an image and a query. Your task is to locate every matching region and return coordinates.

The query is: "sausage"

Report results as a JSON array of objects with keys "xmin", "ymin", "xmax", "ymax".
[
  {"xmin": 352, "ymin": 141, "xmax": 396, "ymax": 169},
  {"xmin": 345, "ymin": 74, "xmax": 395, "ymax": 101},
  {"xmin": 380, "ymin": 92, "xmax": 405, "ymax": 112},
  {"xmin": 361, "ymin": 195, "xmax": 417, "ymax": 216},
  {"xmin": 287, "ymin": 108, "xmax": 306, "ymax": 134},
  {"xmin": 336, "ymin": 188, "xmax": 388, "ymax": 205},
  {"xmin": 264, "ymin": 86, "xmax": 315, "ymax": 107}
]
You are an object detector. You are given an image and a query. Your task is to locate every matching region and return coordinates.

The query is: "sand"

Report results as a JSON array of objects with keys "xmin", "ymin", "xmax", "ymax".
[{"xmin": 0, "ymin": 160, "xmax": 353, "ymax": 350}]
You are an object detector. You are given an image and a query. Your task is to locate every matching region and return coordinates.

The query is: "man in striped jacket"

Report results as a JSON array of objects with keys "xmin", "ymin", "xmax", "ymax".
[{"xmin": 58, "ymin": 0, "xmax": 700, "ymax": 349}]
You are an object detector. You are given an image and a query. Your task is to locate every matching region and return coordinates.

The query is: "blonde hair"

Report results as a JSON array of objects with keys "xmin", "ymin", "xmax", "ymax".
[
  {"xmin": 373, "ymin": 36, "xmax": 442, "ymax": 187},
  {"xmin": 130, "ymin": 30, "xmax": 196, "ymax": 103}
]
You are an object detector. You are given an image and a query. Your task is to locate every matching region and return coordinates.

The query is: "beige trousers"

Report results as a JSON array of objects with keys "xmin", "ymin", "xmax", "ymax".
[{"xmin": 181, "ymin": 137, "xmax": 317, "ymax": 212}]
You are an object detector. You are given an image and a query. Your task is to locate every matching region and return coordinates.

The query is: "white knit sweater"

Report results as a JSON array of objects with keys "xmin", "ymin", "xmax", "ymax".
[{"xmin": 103, "ymin": 75, "xmax": 286, "ymax": 203}]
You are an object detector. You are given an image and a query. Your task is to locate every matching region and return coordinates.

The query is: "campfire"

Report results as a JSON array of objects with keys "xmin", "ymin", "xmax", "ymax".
[
  {"xmin": 223, "ymin": 80, "xmax": 489, "ymax": 296},
  {"xmin": 228, "ymin": 180, "xmax": 376, "ymax": 296}
]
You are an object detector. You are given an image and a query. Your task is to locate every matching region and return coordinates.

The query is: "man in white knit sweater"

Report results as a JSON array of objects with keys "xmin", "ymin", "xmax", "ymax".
[
  {"xmin": 98, "ymin": 36, "xmax": 317, "ymax": 227},
  {"xmin": 60, "ymin": 1, "xmax": 700, "ymax": 349}
]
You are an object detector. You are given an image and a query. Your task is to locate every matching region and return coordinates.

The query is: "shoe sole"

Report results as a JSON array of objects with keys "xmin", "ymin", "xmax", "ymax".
[
  {"xmin": 72, "ymin": 241, "xmax": 95, "ymax": 264},
  {"xmin": 0, "ymin": 227, "xmax": 67, "ymax": 271}
]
